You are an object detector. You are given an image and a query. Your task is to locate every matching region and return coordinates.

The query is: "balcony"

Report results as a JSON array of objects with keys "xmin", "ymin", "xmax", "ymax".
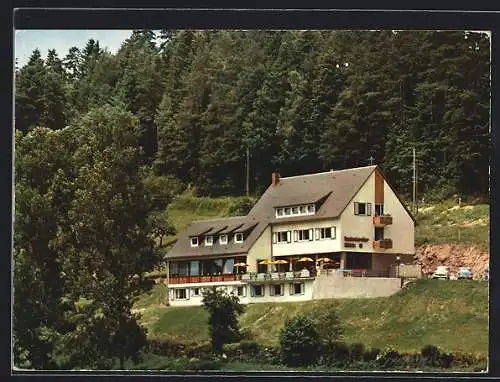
[
  {"xmin": 373, "ymin": 238, "xmax": 393, "ymax": 249},
  {"xmin": 373, "ymin": 215, "xmax": 393, "ymax": 227},
  {"xmin": 169, "ymin": 274, "xmax": 242, "ymax": 284}
]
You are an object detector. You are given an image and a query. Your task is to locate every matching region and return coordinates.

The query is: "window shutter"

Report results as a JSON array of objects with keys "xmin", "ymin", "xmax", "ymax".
[
  {"xmin": 354, "ymin": 202, "xmax": 359, "ymax": 215},
  {"xmin": 293, "ymin": 230, "xmax": 298, "ymax": 242},
  {"xmin": 315, "ymin": 228, "xmax": 320, "ymax": 240},
  {"xmin": 301, "ymin": 283, "xmax": 305, "ymax": 294},
  {"xmin": 270, "ymin": 285, "xmax": 275, "ymax": 296},
  {"xmin": 331, "ymin": 227, "xmax": 336, "ymax": 239},
  {"xmin": 367, "ymin": 203, "xmax": 372, "ymax": 216},
  {"xmin": 309, "ymin": 229, "xmax": 313, "ymax": 241},
  {"xmin": 287, "ymin": 231, "xmax": 292, "ymax": 243},
  {"xmin": 186, "ymin": 289, "xmax": 190, "ymax": 300},
  {"xmin": 272, "ymin": 232, "xmax": 277, "ymax": 244}
]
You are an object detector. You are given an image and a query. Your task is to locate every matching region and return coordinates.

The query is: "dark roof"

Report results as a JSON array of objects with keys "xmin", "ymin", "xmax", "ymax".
[
  {"xmin": 247, "ymin": 165, "xmax": 377, "ymax": 223},
  {"xmin": 166, "ymin": 216, "xmax": 267, "ymax": 259}
]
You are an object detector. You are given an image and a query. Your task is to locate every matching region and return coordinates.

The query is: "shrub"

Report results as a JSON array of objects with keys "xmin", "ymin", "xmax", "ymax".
[
  {"xmin": 318, "ymin": 341, "xmax": 350, "ymax": 367},
  {"xmin": 239, "ymin": 340, "xmax": 260, "ymax": 355},
  {"xmin": 349, "ymin": 342, "xmax": 365, "ymax": 362},
  {"xmin": 189, "ymin": 358, "xmax": 222, "ymax": 371},
  {"xmin": 279, "ymin": 315, "xmax": 320, "ymax": 366},
  {"xmin": 363, "ymin": 347, "xmax": 381, "ymax": 362},
  {"xmin": 377, "ymin": 346, "xmax": 403, "ymax": 369},
  {"xmin": 421, "ymin": 344, "xmax": 440, "ymax": 366},
  {"xmin": 306, "ymin": 303, "xmax": 344, "ymax": 344}
]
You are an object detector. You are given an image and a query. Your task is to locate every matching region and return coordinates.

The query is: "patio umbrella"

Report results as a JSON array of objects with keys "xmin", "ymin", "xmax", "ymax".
[
  {"xmin": 296, "ymin": 257, "xmax": 314, "ymax": 262},
  {"xmin": 272, "ymin": 259, "xmax": 289, "ymax": 264},
  {"xmin": 316, "ymin": 257, "xmax": 333, "ymax": 263},
  {"xmin": 258, "ymin": 259, "xmax": 274, "ymax": 265},
  {"xmin": 233, "ymin": 262, "xmax": 249, "ymax": 273}
]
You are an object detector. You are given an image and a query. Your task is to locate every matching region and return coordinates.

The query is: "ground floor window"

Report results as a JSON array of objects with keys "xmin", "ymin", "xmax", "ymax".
[
  {"xmin": 290, "ymin": 282, "xmax": 305, "ymax": 295},
  {"xmin": 346, "ymin": 253, "xmax": 372, "ymax": 269},
  {"xmin": 251, "ymin": 284, "xmax": 265, "ymax": 297},
  {"xmin": 192, "ymin": 288, "xmax": 200, "ymax": 297},
  {"xmin": 270, "ymin": 284, "xmax": 284, "ymax": 296},
  {"xmin": 174, "ymin": 288, "xmax": 188, "ymax": 300},
  {"xmin": 237, "ymin": 286, "xmax": 246, "ymax": 297}
]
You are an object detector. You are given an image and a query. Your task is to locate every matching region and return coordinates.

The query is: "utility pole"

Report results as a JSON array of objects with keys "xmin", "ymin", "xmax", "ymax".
[
  {"xmin": 413, "ymin": 148, "xmax": 416, "ymax": 215},
  {"xmin": 246, "ymin": 147, "xmax": 250, "ymax": 197}
]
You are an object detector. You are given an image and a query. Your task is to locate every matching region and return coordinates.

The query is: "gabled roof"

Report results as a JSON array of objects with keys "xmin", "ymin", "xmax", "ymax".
[
  {"xmin": 247, "ymin": 165, "xmax": 377, "ymax": 223},
  {"xmin": 165, "ymin": 215, "xmax": 266, "ymax": 259}
]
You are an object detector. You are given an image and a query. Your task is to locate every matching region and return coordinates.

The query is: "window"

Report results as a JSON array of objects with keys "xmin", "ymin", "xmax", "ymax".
[
  {"xmin": 237, "ymin": 286, "xmax": 246, "ymax": 297},
  {"xmin": 251, "ymin": 284, "xmax": 265, "ymax": 297},
  {"xmin": 300, "ymin": 205, "xmax": 307, "ymax": 214},
  {"xmin": 219, "ymin": 234, "xmax": 228, "ymax": 245},
  {"xmin": 316, "ymin": 227, "xmax": 336, "ymax": 240},
  {"xmin": 175, "ymin": 289, "xmax": 188, "ymax": 299},
  {"xmin": 375, "ymin": 204, "xmax": 384, "ymax": 216},
  {"xmin": 213, "ymin": 259, "xmax": 223, "ymax": 274},
  {"xmin": 170, "ymin": 262, "xmax": 179, "ymax": 276},
  {"xmin": 292, "ymin": 206, "xmax": 299, "ymax": 215},
  {"xmin": 178, "ymin": 261, "xmax": 189, "ymax": 276},
  {"xmin": 205, "ymin": 236, "xmax": 213, "ymax": 246},
  {"xmin": 374, "ymin": 227, "xmax": 384, "ymax": 241},
  {"xmin": 257, "ymin": 261, "xmax": 268, "ymax": 274},
  {"xmin": 290, "ymin": 283, "xmax": 305, "ymax": 295},
  {"xmin": 234, "ymin": 232, "xmax": 244, "ymax": 243},
  {"xmin": 354, "ymin": 202, "xmax": 372, "ymax": 216},
  {"xmin": 223, "ymin": 258, "xmax": 234, "ymax": 274},
  {"xmin": 307, "ymin": 204, "xmax": 315, "ymax": 214},
  {"xmin": 192, "ymin": 288, "xmax": 200, "ymax": 296},
  {"xmin": 346, "ymin": 253, "xmax": 372, "ymax": 270},
  {"xmin": 276, "ymin": 208, "xmax": 284, "ymax": 218},
  {"xmin": 190, "ymin": 237, "xmax": 199, "ymax": 247},
  {"xmin": 294, "ymin": 229, "xmax": 313, "ymax": 242},
  {"xmin": 284, "ymin": 207, "xmax": 291, "ymax": 216},
  {"xmin": 274, "ymin": 231, "xmax": 290, "ymax": 244},
  {"xmin": 270, "ymin": 284, "xmax": 284, "ymax": 296},
  {"xmin": 190, "ymin": 261, "xmax": 200, "ymax": 276}
]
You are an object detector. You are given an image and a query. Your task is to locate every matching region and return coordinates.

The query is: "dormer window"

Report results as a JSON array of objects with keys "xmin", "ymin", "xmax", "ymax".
[
  {"xmin": 284, "ymin": 207, "xmax": 291, "ymax": 216},
  {"xmin": 190, "ymin": 237, "xmax": 199, "ymax": 247},
  {"xmin": 299, "ymin": 205, "xmax": 307, "ymax": 214},
  {"xmin": 234, "ymin": 232, "xmax": 244, "ymax": 243},
  {"xmin": 205, "ymin": 236, "xmax": 213, "ymax": 246},
  {"xmin": 276, "ymin": 208, "xmax": 284, "ymax": 218},
  {"xmin": 307, "ymin": 204, "xmax": 315, "ymax": 214},
  {"xmin": 292, "ymin": 206, "xmax": 299, "ymax": 215},
  {"xmin": 219, "ymin": 234, "xmax": 228, "ymax": 245},
  {"xmin": 275, "ymin": 204, "xmax": 316, "ymax": 218}
]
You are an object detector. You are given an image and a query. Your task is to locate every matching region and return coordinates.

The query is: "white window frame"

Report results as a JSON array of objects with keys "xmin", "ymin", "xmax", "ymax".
[
  {"xmin": 316, "ymin": 227, "xmax": 336, "ymax": 240},
  {"xmin": 276, "ymin": 231, "xmax": 289, "ymax": 244},
  {"xmin": 270, "ymin": 283, "xmax": 284, "ymax": 296},
  {"xmin": 291, "ymin": 206, "xmax": 299, "ymax": 215},
  {"xmin": 276, "ymin": 208, "xmax": 284, "ymax": 218},
  {"xmin": 307, "ymin": 204, "xmax": 315, "ymax": 214},
  {"xmin": 354, "ymin": 202, "xmax": 372, "ymax": 216},
  {"xmin": 236, "ymin": 285, "xmax": 246, "ymax": 297},
  {"xmin": 205, "ymin": 236, "xmax": 213, "ymax": 246},
  {"xmin": 299, "ymin": 205, "xmax": 307, "ymax": 214},
  {"xmin": 234, "ymin": 232, "xmax": 244, "ymax": 243},
  {"xmin": 295, "ymin": 229, "xmax": 313, "ymax": 242},
  {"xmin": 175, "ymin": 288, "xmax": 189, "ymax": 300},
  {"xmin": 192, "ymin": 287, "xmax": 200, "ymax": 297},
  {"xmin": 251, "ymin": 284, "xmax": 265, "ymax": 297},
  {"xmin": 290, "ymin": 282, "xmax": 305, "ymax": 295},
  {"xmin": 190, "ymin": 237, "xmax": 199, "ymax": 247},
  {"xmin": 219, "ymin": 234, "xmax": 228, "ymax": 245},
  {"xmin": 284, "ymin": 207, "xmax": 291, "ymax": 216}
]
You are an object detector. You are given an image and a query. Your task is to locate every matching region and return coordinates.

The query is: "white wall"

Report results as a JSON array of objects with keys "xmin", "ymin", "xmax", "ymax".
[
  {"xmin": 312, "ymin": 274, "xmax": 402, "ymax": 299},
  {"xmin": 247, "ymin": 226, "xmax": 272, "ymax": 272},
  {"xmin": 339, "ymin": 172, "xmax": 376, "ymax": 253},
  {"xmin": 382, "ymin": 181, "xmax": 415, "ymax": 255},
  {"xmin": 272, "ymin": 219, "xmax": 341, "ymax": 257},
  {"xmin": 168, "ymin": 281, "xmax": 245, "ymax": 307}
]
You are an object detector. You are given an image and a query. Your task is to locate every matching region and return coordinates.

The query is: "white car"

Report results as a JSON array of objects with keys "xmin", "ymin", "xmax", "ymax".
[{"xmin": 432, "ymin": 266, "xmax": 450, "ymax": 280}]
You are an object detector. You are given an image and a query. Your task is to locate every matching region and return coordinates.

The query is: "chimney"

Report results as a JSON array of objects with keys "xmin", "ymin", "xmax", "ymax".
[{"xmin": 272, "ymin": 172, "xmax": 280, "ymax": 186}]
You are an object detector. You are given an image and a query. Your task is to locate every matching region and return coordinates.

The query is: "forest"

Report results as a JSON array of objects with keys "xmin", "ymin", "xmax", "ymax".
[{"xmin": 13, "ymin": 30, "xmax": 490, "ymax": 370}]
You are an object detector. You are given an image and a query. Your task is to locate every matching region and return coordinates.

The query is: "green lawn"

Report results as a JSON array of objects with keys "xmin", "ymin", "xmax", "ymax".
[{"xmin": 136, "ymin": 279, "xmax": 488, "ymax": 356}]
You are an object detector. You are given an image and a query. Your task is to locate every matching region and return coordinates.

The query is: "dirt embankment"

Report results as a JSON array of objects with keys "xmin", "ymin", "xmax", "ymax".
[{"xmin": 415, "ymin": 244, "xmax": 489, "ymax": 277}]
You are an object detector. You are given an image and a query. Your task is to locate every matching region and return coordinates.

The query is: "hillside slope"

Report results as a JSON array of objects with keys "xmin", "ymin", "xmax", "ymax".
[{"xmin": 135, "ymin": 279, "xmax": 488, "ymax": 356}]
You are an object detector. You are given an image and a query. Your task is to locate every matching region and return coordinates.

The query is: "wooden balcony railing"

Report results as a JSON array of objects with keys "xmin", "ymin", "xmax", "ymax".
[
  {"xmin": 373, "ymin": 215, "xmax": 393, "ymax": 226},
  {"xmin": 169, "ymin": 274, "xmax": 242, "ymax": 284},
  {"xmin": 373, "ymin": 238, "xmax": 393, "ymax": 249}
]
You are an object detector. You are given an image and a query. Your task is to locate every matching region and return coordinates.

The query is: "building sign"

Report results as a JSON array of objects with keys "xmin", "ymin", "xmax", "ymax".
[{"xmin": 344, "ymin": 236, "xmax": 370, "ymax": 242}]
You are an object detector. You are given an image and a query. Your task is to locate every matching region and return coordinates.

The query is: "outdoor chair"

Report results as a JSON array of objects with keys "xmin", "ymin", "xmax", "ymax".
[{"xmin": 299, "ymin": 268, "xmax": 310, "ymax": 278}]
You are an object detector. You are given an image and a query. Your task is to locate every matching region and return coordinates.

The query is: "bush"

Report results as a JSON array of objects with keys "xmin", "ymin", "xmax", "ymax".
[
  {"xmin": 377, "ymin": 346, "xmax": 403, "ymax": 369},
  {"xmin": 240, "ymin": 340, "xmax": 260, "ymax": 355},
  {"xmin": 279, "ymin": 315, "xmax": 320, "ymax": 366},
  {"xmin": 421, "ymin": 344, "xmax": 440, "ymax": 366},
  {"xmin": 318, "ymin": 341, "xmax": 350, "ymax": 367},
  {"xmin": 363, "ymin": 347, "xmax": 381, "ymax": 362},
  {"xmin": 306, "ymin": 303, "xmax": 344, "ymax": 344},
  {"xmin": 349, "ymin": 342, "xmax": 365, "ymax": 362}
]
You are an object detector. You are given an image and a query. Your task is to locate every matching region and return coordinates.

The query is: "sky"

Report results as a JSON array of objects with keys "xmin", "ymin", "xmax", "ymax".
[{"xmin": 14, "ymin": 30, "xmax": 133, "ymax": 67}]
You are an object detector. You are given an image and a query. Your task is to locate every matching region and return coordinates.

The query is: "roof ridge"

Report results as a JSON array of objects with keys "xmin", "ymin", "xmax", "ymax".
[
  {"xmin": 280, "ymin": 165, "xmax": 377, "ymax": 180},
  {"xmin": 191, "ymin": 215, "xmax": 248, "ymax": 223}
]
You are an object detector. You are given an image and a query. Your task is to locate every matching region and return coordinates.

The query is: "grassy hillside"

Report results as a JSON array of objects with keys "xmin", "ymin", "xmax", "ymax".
[
  {"xmin": 414, "ymin": 201, "xmax": 489, "ymax": 251},
  {"xmin": 135, "ymin": 279, "xmax": 488, "ymax": 356}
]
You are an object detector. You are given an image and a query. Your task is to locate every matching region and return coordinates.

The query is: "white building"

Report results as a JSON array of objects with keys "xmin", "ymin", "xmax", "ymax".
[{"xmin": 164, "ymin": 165, "xmax": 416, "ymax": 306}]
